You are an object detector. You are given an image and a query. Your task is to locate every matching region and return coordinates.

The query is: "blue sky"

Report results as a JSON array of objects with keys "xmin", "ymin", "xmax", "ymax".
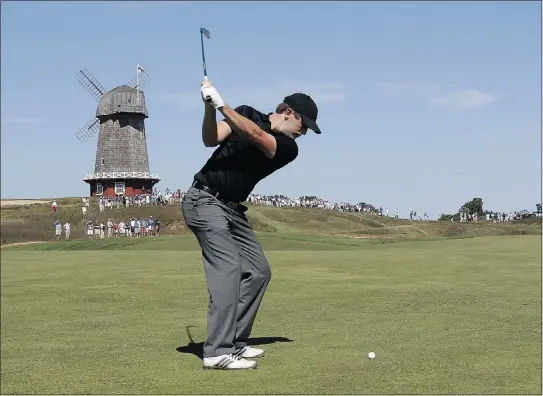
[{"xmin": 1, "ymin": 1, "xmax": 541, "ymax": 218}]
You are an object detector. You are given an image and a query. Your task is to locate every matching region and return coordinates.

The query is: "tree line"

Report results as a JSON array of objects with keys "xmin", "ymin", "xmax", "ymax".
[{"xmin": 439, "ymin": 198, "xmax": 542, "ymax": 222}]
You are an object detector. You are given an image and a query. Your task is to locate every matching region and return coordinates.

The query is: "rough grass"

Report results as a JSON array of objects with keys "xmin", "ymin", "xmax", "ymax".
[
  {"xmin": 1, "ymin": 235, "xmax": 541, "ymax": 394},
  {"xmin": 1, "ymin": 198, "xmax": 541, "ymax": 245}
]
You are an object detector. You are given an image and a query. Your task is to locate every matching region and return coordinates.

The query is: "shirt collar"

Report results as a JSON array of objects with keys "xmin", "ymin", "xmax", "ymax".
[{"xmin": 265, "ymin": 112, "xmax": 273, "ymax": 130}]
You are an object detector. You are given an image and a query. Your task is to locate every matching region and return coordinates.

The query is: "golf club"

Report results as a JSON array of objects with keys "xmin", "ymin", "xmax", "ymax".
[
  {"xmin": 200, "ymin": 27, "xmax": 212, "ymax": 103},
  {"xmin": 186, "ymin": 325, "xmax": 196, "ymax": 345}
]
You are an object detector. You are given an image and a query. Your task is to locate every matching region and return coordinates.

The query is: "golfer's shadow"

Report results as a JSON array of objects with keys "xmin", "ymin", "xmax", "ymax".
[{"xmin": 177, "ymin": 326, "xmax": 294, "ymax": 360}]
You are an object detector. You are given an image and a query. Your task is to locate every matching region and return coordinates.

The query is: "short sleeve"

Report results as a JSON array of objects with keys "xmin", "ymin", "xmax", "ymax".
[{"xmin": 271, "ymin": 134, "xmax": 299, "ymax": 168}]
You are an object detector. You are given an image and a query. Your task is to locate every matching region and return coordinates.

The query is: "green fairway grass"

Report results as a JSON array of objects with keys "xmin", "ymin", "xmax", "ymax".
[{"xmin": 1, "ymin": 234, "xmax": 541, "ymax": 394}]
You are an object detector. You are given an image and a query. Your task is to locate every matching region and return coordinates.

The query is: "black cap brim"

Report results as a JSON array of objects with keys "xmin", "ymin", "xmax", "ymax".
[{"xmin": 302, "ymin": 115, "xmax": 321, "ymax": 134}]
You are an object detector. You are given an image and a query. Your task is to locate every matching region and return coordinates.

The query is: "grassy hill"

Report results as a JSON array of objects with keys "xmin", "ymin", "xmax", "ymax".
[{"xmin": 1, "ymin": 197, "xmax": 541, "ymax": 245}]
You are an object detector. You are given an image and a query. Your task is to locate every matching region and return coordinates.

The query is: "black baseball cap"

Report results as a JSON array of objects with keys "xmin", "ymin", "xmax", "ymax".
[{"xmin": 283, "ymin": 93, "xmax": 321, "ymax": 134}]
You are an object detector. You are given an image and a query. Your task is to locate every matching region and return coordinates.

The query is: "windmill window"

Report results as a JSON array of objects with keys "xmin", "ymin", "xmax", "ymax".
[
  {"xmin": 96, "ymin": 183, "xmax": 104, "ymax": 196},
  {"xmin": 101, "ymin": 157, "xmax": 105, "ymax": 165},
  {"xmin": 115, "ymin": 182, "xmax": 125, "ymax": 195}
]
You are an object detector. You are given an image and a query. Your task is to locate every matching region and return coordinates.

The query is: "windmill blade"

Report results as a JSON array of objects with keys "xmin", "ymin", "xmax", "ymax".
[
  {"xmin": 75, "ymin": 117, "xmax": 100, "ymax": 143},
  {"xmin": 127, "ymin": 70, "xmax": 151, "ymax": 90},
  {"xmin": 76, "ymin": 69, "xmax": 106, "ymax": 102}
]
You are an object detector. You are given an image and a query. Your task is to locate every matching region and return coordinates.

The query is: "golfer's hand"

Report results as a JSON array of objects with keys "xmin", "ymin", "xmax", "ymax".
[{"xmin": 201, "ymin": 79, "xmax": 224, "ymax": 110}]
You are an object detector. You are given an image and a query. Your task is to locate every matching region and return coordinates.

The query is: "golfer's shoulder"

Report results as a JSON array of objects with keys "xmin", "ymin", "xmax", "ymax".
[
  {"xmin": 233, "ymin": 105, "xmax": 266, "ymax": 120},
  {"xmin": 273, "ymin": 132, "xmax": 299, "ymax": 163}
]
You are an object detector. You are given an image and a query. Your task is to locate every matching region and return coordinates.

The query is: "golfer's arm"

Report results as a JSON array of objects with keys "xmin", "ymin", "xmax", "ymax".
[
  {"xmin": 202, "ymin": 106, "xmax": 232, "ymax": 147},
  {"xmin": 219, "ymin": 104, "xmax": 277, "ymax": 158}
]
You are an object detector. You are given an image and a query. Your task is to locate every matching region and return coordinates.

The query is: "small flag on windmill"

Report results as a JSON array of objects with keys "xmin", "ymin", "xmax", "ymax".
[{"xmin": 136, "ymin": 64, "xmax": 145, "ymax": 104}]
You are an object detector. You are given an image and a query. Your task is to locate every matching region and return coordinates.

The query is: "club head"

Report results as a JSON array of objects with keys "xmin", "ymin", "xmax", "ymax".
[{"xmin": 200, "ymin": 27, "xmax": 210, "ymax": 39}]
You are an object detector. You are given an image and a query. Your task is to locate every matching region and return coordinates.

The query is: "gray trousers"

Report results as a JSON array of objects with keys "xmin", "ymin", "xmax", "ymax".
[{"xmin": 181, "ymin": 187, "xmax": 272, "ymax": 358}]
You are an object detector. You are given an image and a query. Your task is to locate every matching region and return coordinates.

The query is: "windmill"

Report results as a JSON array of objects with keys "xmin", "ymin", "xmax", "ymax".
[{"xmin": 75, "ymin": 67, "xmax": 159, "ymax": 198}]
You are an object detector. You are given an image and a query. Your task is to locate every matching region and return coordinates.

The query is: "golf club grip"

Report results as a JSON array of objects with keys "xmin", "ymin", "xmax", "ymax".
[{"xmin": 203, "ymin": 75, "xmax": 211, "ymax": 102}]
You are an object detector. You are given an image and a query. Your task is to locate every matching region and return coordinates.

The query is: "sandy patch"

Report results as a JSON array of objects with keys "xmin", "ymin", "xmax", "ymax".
[
  {"xmin": 1, "ymin": 200, "xmax": 49, "ymax": 207},
  {"xmin": 335, "ymin": 234, "xmax": 395, "ymax": 239},
  {"xmin": 1, "ymin": 241, "xmax": 45, "ymax": 248}
]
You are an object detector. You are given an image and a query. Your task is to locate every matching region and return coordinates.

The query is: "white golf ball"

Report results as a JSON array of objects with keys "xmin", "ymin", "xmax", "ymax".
[{"xmin": 368, "ymin": 352, "xmax": 376, "ymax": 359}]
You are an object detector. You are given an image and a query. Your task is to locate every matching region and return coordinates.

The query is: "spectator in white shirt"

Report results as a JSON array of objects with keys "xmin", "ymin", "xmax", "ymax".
[
  {"xmin": 64, "ymin": 221, "xmax": 71, "ymax": 240},
  {"xmin": 54, "ymin": 221, "xmax": 62, "ymax": 240}
]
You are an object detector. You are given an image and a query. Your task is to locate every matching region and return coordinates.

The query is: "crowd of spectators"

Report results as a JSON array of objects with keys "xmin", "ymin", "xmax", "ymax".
[{"xmin": 50, "ymin": 187, "xmax": 538, "ymax": 240}]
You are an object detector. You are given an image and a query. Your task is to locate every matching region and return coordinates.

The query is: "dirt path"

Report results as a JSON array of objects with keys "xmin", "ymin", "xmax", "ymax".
[
  {"xmin": 1, "ymin": 200, "xmax": 49, "ymax": 207},
  {"xmin": 1, "ymin": 241, "xmax": 45, "ymax": 248},
  {"xmin": 334, "ymin": 234, "xmax": 394, "ymax": 239}
]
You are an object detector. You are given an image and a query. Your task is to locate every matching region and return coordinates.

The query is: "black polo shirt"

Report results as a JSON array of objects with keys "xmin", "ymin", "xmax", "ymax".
[{"xmin": 193, "ymin": 105, "xmax": 299, "ymax": 203}]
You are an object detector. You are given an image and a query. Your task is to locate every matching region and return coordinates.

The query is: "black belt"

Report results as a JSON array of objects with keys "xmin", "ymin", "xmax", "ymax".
[{"xmin": 191, "ymin": 180, "xmax": 241, "ymax": 210}]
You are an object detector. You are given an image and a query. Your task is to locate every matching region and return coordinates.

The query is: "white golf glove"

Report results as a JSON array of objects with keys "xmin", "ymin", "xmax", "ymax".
[{"xmin": 201, "ymin": 82, "xmax": 224, "ymax": 109}]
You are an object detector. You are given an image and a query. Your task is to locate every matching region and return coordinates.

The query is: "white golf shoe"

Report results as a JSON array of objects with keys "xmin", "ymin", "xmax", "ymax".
[
  {"xmin": 202, "ymin": 353, "xmax": 257, "ymax": 370},
  {"xmin": 235, "ymin": 346, "xmax": 265, "ymax": 358}
]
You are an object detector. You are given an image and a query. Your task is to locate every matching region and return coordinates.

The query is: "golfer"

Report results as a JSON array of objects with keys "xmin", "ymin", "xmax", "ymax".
[{"xmin": 182, "ymin": 79, "xmax": 321, "ymax": 370}]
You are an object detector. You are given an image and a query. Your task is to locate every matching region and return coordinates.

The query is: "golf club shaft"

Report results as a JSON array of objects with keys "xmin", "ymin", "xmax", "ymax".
[
  {"xmin": 185, "ymin": 326, "xmax": 195, "ymax": 345},
  {"xmin": 200, "ymin": 30, "xmax": 212, "ymax": 103},
  {"xmin": 200, "ymin": 33, "xmax": 207, "ymax": 77}
]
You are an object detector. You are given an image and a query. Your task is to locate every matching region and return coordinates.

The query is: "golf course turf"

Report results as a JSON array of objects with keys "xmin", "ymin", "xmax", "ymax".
[{"xmin": 1, "ymin": 234, "xmax": 541, "ymax": 394}]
